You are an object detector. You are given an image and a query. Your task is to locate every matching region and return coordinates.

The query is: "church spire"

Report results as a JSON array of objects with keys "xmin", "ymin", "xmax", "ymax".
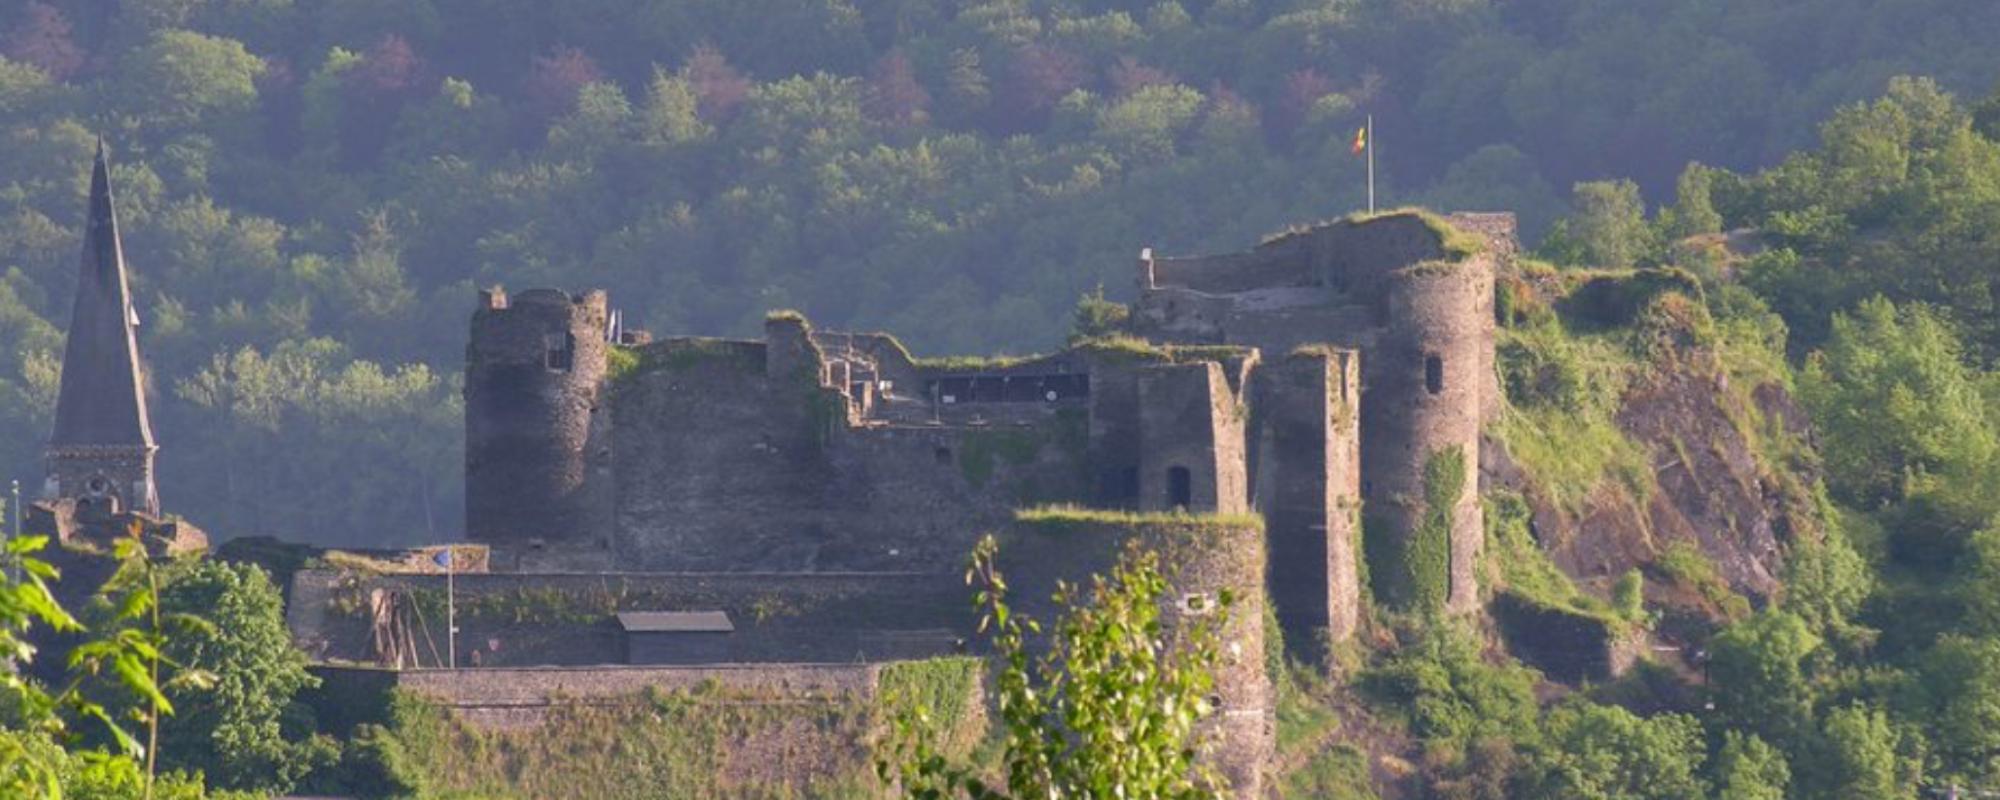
[{"xmin": 45, "ymin": 140, "xmax": 158, "ymax": 516}]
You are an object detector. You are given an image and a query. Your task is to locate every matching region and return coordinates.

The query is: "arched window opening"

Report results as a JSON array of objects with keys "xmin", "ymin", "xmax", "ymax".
[
  {"xmin": 1424, "ymin": 353, "xmax": 1443, "ymax": 395},
  {"xmin": 1168, "ymin": 466, "xmax": 1193, "ymax": 509}
]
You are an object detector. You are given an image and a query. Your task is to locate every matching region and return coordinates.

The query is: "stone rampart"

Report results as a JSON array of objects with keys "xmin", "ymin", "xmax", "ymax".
[
  {"xmin": 288, "ymin": 569, "xmax": 968, "ymax": 667},
  {"xmin": 1137, "ymin": 362, "xmax": 1249, "ymax": 514}
]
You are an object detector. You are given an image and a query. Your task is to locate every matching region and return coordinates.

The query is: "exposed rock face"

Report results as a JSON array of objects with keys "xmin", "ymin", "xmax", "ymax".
[{"xmin": 1485, "ymin": 338, "xmax": 1817, "ymax": 607}]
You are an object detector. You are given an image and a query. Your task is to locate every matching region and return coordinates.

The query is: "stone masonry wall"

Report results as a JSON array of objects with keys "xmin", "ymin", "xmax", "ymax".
[
  {"xmin": 1364, "ymin": 260, "xmax": 1492, "ymax": 611},
  {"xmin": 1147, "ymin": 212, "xmax": 1450, "ymax": 310},
  {"xmin": 363, "ymin": 662, "xmax": 885, "ymax": 729},
  {"xmin": 465, "ymin": 288, "xmax": 608, "ymax": 547},
  {"xmin": 1251, "ymin": 349, "xmax": 1361, "ymax": 653},
  {"xmin": 607, "ymin": 329, "xmax": 1090, "ymax": 572},
  {"xmin": 604, "ymin": 342, "xmax": 1088, "ymax": 568},
  {"xmin": 287, "ymin": 569, "xmax": 969, "ymax": 667},
  {"xmin": 1138, "ymin": 362, "xmax": 1249, "ymax": 514}
]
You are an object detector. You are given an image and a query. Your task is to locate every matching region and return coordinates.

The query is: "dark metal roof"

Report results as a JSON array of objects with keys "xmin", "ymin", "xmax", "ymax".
[
  {"xmin": 49, "ymin": 142, "xmax": 154, "ymax": 449},
  {"xmin": 616, "ymin": 611, "xmax": 735, "ymax": 633}
]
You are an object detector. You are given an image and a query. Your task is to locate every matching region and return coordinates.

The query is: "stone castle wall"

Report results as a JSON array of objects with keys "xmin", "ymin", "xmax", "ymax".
[
  {"xmin": 1250, "ymin": 349, "xmax": 1361, "ymax": 651},
  {"xmin": 1365, "ymin": 262, "xmax": 1491, "ymax": 611},
  {"xmin": 1137, "ymin": 361, "xmax": 1249, "ymax": 514},
  {"xmin": 603, "ymin": 332, "xmax": 1091, "ymax": 573},
  {"xmin": 287, "ymin": 569, "xmax": 968, "ymax": 667},
  {"xmin": 461, "ymin": 210, "xmax": 1510, "ymax": 640},
  {"xmin": 306, "ymin": 660, "xmax": 987, "ymax": 797},
  {"xmin": 1132, "ymin": 211, "xmax": 1505, "ymax": 617},
  {"xmin": 464, "ymin": 288, "xmax": 609, "ymax": 548}
]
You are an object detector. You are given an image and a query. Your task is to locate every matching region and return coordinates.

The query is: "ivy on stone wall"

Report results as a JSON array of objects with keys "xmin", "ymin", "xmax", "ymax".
[
  {"xmin": 1359, "ymin": 446, "xmax": 1463, "ymax": 612},
  {"xmin": 1410, "ymin": 446, "xmax": 1467, "ymax": 612}
]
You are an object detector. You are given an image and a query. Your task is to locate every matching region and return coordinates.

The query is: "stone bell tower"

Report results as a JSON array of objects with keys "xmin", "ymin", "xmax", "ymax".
[{"xmin": 44, "ymin": 141, "xmax": 159, "ymax": 519}]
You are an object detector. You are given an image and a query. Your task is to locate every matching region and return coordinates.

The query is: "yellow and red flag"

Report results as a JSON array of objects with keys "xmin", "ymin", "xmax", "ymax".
[{"xmin": 1350, "ymin": 125, "xmax": 1367, "ymax": 155}]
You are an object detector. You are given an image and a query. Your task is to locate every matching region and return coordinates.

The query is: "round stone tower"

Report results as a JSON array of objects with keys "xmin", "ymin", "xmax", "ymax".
[
  {"xmin": 1362, "ymin": 258, "xmax": 1491, "ymax": 612},
  {"xmin": 464, "ymin": 287, "xmax": 609, "ymax": 547}
]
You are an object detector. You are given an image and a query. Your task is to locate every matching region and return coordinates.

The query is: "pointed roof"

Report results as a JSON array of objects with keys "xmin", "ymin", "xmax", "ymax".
[{"xmin": 49, "ymin": 141, "xmax": 154, "ymax": 449}]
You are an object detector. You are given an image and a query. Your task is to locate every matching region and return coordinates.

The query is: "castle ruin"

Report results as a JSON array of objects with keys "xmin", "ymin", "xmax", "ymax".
[
  {"xmin": 291, "ymin": 207, "xmax": 1512, "ymax": 798},
  {"xmin": 461, "ymin": 209, "xmax": 1508, "ymax": 644}
]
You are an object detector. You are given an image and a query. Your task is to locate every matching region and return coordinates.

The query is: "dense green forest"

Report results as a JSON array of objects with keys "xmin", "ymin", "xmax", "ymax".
[
  {"xmin": 4, "ymin": 3, "xmax": 2000, "ymax": 799},
  {"xmin": 2, "ymin": 0, "xmax": 2000, "ymax": 544}
]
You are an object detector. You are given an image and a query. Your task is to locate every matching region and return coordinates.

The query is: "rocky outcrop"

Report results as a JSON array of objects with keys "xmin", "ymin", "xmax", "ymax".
[{"xmin": 1485, "ymin": 282, "xmax": 1820, "ymax": 614}]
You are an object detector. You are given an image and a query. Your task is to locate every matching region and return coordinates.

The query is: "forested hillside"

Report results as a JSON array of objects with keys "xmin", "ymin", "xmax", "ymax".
[{"xmin": 2, "ymin": 0, "xmax": 2000, "ymax": 545}]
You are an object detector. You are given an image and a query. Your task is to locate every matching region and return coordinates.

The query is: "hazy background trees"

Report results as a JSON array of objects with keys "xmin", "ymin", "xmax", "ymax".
[{"xmin": 0, "ymin": 0, "xmax": 1998, "ymax": 548}]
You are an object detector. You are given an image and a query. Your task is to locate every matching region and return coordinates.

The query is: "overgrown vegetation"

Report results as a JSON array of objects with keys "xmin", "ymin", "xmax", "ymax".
[
  {"xmin": 609, "ymin": 337, "xmax": 765, "ymax": 386},
  {"xmin": 1408, "ymin": 447, "xmax": 1464, "ymax": 612},
  {"xmin": 884, "ymin": 535, "xmax": 1231, "ymax": 800},
  {"xmin": 1654, "ymin": 542, "xmax": 1750, "ymax": 620},
  {"xmin": 1483, "ymin": 490, "xmax": 1623, "ymax": 625},
  {"xmin": 1012, "ymin": 504, "xmax": 1264, "ymax": 534},
  {"xmin": 1492, "ymin": 306, "xmax": 1651, "ymax": 514},
  {"xmin": 0, "ymin": 533, "xmax": 330, "ymax": 798},
  {"xmin": 361, "ymin": 680, "xmax": 903, "ymax": 799}
]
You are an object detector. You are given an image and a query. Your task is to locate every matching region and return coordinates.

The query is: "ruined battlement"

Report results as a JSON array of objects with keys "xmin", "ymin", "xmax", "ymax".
[{"xmin": 461, "ymin": 207, "xmax": 1509, "ymax": 651}]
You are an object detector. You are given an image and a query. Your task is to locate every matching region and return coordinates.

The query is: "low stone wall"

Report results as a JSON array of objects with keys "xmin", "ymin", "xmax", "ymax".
[
  {"xmin": 288, "ymin": 569, "xmax": 972, "ymax": 668},
  {"xmin": 1491, "ymin": 591, "xmax": 1642, "ymax": 683},
  {"xmin": 380, "ymin": 662, "xmax": 887, "ymax": 729}
]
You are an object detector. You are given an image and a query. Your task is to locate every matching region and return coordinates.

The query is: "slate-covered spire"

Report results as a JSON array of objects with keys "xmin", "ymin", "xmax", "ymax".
[{"xmin": 45, "ymin": 141, "xmax": 158, "ymax": 516}]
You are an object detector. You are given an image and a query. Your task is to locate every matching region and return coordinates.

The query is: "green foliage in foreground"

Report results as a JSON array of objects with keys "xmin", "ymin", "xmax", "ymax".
[
  {"xmin": 885, "ymin": 535, "xmax": 1229, "ymax": 800},
  {"xmin": 156, "ymin": 560, "xmax": 334, "ymax": 795},
  {"xmin": 0, "ymin": 532, "xmax": 331, "ymax": 799},
  {"xmin": 0, "ymin": 536, "xmax": 207, "ymax": 799}
]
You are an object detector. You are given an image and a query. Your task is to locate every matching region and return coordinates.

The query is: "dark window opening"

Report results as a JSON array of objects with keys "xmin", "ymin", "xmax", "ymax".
[
  {"xmin": 926, "ymin": 374, "xmax": 1089, "ymax": 404},
  {"xmin": 1168, "ymin": 466, "xmax": 1193, "ymax": 509},
  {"xmin": 545, "ymin": 332, "xmax": 576, "ymax": 372},
  {"xmin": 85, "ymin": 476, "xmax": 109, "ymax": 496},
  {"xmin": 935, "ymin": 447, "xmax": 953, "ymax": 465},
  {"xmin": 1119, "ymin": 466, "xmax": 1140, "ymax": 505},
  {"xmin": 1424, "ymin": 354, "xmax": 1443, "ymax": 395}
]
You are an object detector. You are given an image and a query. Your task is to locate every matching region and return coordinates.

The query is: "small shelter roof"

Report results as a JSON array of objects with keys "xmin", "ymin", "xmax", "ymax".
[{"xmin": 616, "ymin": 611, "xmax": 734, "ymax": 634}]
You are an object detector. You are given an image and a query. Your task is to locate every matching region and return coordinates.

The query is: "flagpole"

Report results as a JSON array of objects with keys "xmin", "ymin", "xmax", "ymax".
[
  {"xmin": 1366, "ymin": 113, "xmax": 1375, "ymax": 214},
  {"xmin": 446, "ymin": 545, "xmax": 456, "ymax": 669}
]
